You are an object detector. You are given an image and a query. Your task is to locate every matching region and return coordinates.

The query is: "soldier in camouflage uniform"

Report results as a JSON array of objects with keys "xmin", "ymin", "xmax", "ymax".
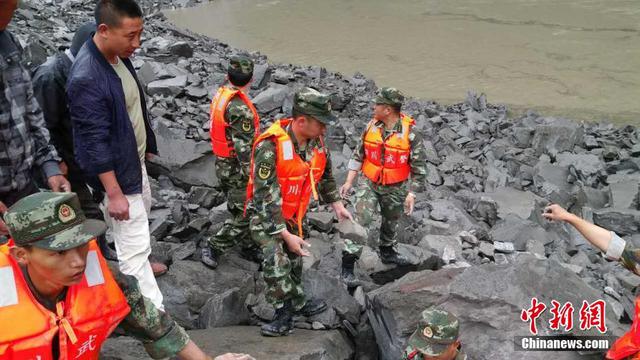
[
  {"xmin": 2, "ymin": 192, "xmax": 249, "ymax": 360},
  {"xmin": 247, "ymin": 88, "xmax": 353, "ymax": 337},
  {"xmin": 543, "ymin": 204, "xmax": 640, "ymax": 359},
  {"xmin": 402, "ymin": 308, "xmax": 467, "ymax": 360},
  {"xmin": 339, "ymin": 87, "xmax": 429, "ymax": 286},
  {"xmin": 202, "ymin": 55, "xmax": 262, "ymax": 269}
]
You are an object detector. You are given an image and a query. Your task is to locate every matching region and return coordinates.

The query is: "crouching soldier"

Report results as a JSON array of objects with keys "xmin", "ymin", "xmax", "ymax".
[{"xmin": 0, "ymin": 192, "xmax": 250, "ymax": 360}]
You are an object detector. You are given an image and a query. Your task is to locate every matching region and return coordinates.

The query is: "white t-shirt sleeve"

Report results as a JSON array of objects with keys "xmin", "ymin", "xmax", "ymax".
[{"xmin": 605, "ymin": 231, "xmax": 626, "ymax": 261}]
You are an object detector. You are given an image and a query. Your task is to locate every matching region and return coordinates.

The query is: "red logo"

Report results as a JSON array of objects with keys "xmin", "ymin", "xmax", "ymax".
[{"xmin": 521, "ymin": 298, "xmax": 607, "ymax": 335}]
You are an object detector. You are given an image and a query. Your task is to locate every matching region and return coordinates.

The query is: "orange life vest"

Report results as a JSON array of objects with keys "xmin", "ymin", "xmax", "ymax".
[
  {"xmin": 0, "ymin": 240, "xmax": 130, "ymax": 360},
  {"xmin": 0, "ymin": 238, "xmax": 13, "ymax": 255},
  {"xmin": 607, "ymin": 297, "xmax": 640, "ymax": 359},
  {"xmin": 361, "ymin": 114, "xmax": 415, "ymax": 185},
  {"xmin": 209, "ymin": 86, "xmax": 260, "ymax": 158},
  {"xmin": 246, "ymin": 119, "xmax": 327, "ymax": 237}
]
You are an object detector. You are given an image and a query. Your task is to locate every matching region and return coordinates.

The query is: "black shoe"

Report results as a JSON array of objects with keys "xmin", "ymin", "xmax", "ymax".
[
  {"xmin": 240, "ymin": 246, "xmax": 264, "ymax": 264},
  {"xmin": 201, "ymin": 246, "xmax": 219, "ymax": 269},
  {"xmin": 379, "ymin": 246, "xmax": 412, "ymax": 266},
  {"xmin": 341, "ymin": 254, "xmax": 360, "ymax": 288},
  {"xmin": 295, "ymin": 298, "xmax": 328, "ymax": 317},
  {"xmin": 261, "ymin": 301, "xmax": 294, "ymax": 337},
  {"xmin": 98, "ymin": 235, "xmax": 118, "ymax": 261}
]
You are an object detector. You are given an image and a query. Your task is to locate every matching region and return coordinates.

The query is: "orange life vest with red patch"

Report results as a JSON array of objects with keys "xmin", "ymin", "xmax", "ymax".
[
  {"xmin": 361, "ymin": 114, "xmax": 415, "ymax": 185},
  {"xmin": 246, "ymin": 119, "xmax": 327, "ymax": 237},
  {"xmin": 607, "ymin": 297, "xmax": 640, "ymax": 359},
  {"xmin": 209, "ymin": 86, "xmax": 260, "ymax": 158},
  {"xmin": 0, "ymin": 240, "xmax": 130, "ymax": 360},
  {"xmin": 0, "ymin": 238, "xmax": 13, "ymax": 255}
]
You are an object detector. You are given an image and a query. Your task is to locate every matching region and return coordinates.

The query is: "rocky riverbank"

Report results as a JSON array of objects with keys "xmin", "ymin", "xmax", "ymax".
[{"xmin": 19, "ymin": 1, "xmax": 640, "ymax": 359}]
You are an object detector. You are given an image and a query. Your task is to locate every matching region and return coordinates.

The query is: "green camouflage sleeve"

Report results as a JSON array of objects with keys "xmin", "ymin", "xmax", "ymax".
[
  {"xmin": 317, "ymin": 141, "xmax": 341, "ymax": 204},
  {"xmin": 618, "ymin": 244, "xmax": 640, "ymax": 277},
  {"xmin": 108, "ymin": 263, "xmax": 189, "ymax": 359},
  {"xmin": 225, "ymin": 97, "xmax": 256, "ymax": 171},
  {"xmin": 347, "ymin": 130, "xmax": 366, "ymax": 171},
  {"xmin": 251, "ymin": 139, "xmax": 287, "ymax": 234},
  {"xmin": 408, "ymin": 127, "xmax": 428, "ymax": 193}
]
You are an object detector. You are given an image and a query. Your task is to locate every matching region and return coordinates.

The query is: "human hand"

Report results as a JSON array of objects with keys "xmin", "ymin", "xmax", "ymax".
[
  {"xmin": 47, "ymin": 174, "xmax": 71, "ymax": 192},
  {"xmin": 404, "ymin": 193, "xmax": 416, "ymax": 215},
  {"xmin": 542, "ymin": 204, "xmax": 572, "ymax": 222},
  {"xmin": 339, "ymin": 182, "xmax": 353, "ymax": 199},
  {"xmin": 331, "ymin": 201, "xmax": 353, "ymax": 222},
  {"xmin": 214, "ymin": 354, "xmax": 256, "ymax": 360},
  {"xmin": 108, "ymin": 192, "xmax": 130, "ymax": 221},
  {"xmin": 282, "ymin": 230, "xmax": 311, "ymax": 257}
]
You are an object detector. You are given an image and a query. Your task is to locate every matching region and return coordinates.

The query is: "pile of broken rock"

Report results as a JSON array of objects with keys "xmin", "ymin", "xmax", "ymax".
[{"xmin": 17, "ymin": 1, "xmax": 640, "ymax": 359}]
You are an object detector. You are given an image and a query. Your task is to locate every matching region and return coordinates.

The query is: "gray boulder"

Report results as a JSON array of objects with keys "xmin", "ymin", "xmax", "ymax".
[
  {"xmin": 593, "ymin": 208, "xmax": 640, "ymax": 236},
  {"xmin": 366, "ymin": 254, "xmax": 624, "ymax": 360},
  {"xmin": 253, "ymin": 84, "xmax": 290, "ymax": 113},
  {"xmin": 148, "ymin": 122, "xmax": 217, "ymax": 188},
  {"xmin": 531, "ymin": 118, "xmax": 583, "ymax": 157},
  {"xmin": 147, "ymin": 75, "xmax": 188, "ymax": 96},
  {"xmin": 490, "ymin": 214, "xmax": 551, "ymax": 254},
  {"xmin": 157, "ymin": 260, "xmax": 256, "ymax": 329}
]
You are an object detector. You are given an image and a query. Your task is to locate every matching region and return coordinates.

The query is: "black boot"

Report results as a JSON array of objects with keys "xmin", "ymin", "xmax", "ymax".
[
  {"xmin": 341, "ymin": 253, "xmax": 360, "ymax": 287},
  {"xmin": 295, "ymin": 298, "xmax": 328, "ymax": 317},
  {"xmin": 98, "ymin": 235, "xmax": 118, "ymax": 261},
  {"xmin": 261, "ymin": 301, "xmax": 294, "ymax": 337},
  {"xmin": 201, "ymin": 246, "xmax": 219, "ymax": 269},
  {"xmin": 379, "ymin": 246, "xmax": 412, "ymax": 266}
]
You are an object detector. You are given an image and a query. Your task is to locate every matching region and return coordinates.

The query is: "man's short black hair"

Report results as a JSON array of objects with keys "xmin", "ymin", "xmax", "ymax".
[
  {"xmin": 228, "ymin": 70, "xmax": 252, "ymax": 87},
  {"xmin": 95, "ymin": 0, "xmax": 143, "ymax": 27}
]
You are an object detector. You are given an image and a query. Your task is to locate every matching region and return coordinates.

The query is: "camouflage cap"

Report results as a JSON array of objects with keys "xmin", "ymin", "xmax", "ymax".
[
  {"xmin": 374, "ymin": 87, "xmax": 405, "ymax": 107},
  {"xmin": 293, "ymin": 87, "xmax": 336, "ymax": 124},
  {"xmin": 228, "ymin": 55, "xmax": 254, "ymax": 76},
  {"xmin": 4, "ymin": 192, "xmax": 106, "ymax": 251},
  {"xmin": 407, "ymin": 308, "xmax": 460, "ymax": 356}
]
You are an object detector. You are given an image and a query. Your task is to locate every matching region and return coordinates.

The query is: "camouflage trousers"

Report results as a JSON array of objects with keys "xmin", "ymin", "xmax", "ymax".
[
  {"xmin": 208, "ymin": 157, "xmax": 256, "ymax": 253},
  {"xmin": 344, "ymin": 178, "xmax": 408, "ymax": 258},
  {"xmin": 251, "ymin": 219, "xmax": 307, "ymax": 311}
]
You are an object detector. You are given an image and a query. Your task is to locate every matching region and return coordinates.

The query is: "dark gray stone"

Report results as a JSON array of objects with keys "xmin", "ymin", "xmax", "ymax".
[
  {"xmin": 198, "ymin": 287, "xmax": 250, "ymax": 328},
  {"xmin": 531, "ymin": 118, "xmax": 583, "ymax": 157},
  {"xmin": 147, "ymin": 75, "xmax": 188, "ymax": 96},
  {"xmin": 366, "ymin": 255, "xmax": 624, "ymax": 360},
  {"xmin": 593, "ymin": 208, "xmax": 640, "ymax": 236},
  {"xmin": 307, "ymin": 211, "xmax": 335, "ymax": 232},
  {"xmin": 188, "ymin": 186, "xmax": 221, "ymax": 209},
  {"xmin": 169, "ymin": 41, "xmax": 194, "ymax": 58},
  {"xmin": 252, "ymin": 84, "xmax": 290, "ymax": 113},
  {"xmin": 336, "ymin": 219, "xmax": 368, "ymax": 244}
]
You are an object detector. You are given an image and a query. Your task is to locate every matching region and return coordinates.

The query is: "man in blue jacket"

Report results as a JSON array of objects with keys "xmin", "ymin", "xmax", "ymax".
[
  {"xmin": 67, "ymin": 0, "xmax": 166, "ymax": 311},
  {"xmin": 32, "ymin": 22, "xmax": 119, "ymax": 261}
]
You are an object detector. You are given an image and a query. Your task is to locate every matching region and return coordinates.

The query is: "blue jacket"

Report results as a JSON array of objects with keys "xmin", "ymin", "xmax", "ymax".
[{"xmin": 67, "ymin": 39, "xmax": 157, "ymax": 195}]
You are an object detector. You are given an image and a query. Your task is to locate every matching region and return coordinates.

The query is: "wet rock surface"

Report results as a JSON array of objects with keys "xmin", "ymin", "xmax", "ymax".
[{"xmin": 14, "ymin": 1, "xmax": 640, "ymax": 359}]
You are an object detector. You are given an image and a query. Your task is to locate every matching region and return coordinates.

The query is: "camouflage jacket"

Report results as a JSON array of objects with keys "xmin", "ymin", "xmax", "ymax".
[
  {"xmin": 608, "ymin": 232, "xmax": 640, "ymax": 276},
  {"xmin": 20, "ymin": 262, "xmax": 189, "ymax": 359},
  {"xmin": 216, "ymin": 88, "xmax": 258, "ymax": 179},
  {"xmin": 250, "ymin": 124, "xmax": 341, "ymax": 235},
  {"xmin": 347, "ymin": 117, "xmax": 428, "ymax": 193}
]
